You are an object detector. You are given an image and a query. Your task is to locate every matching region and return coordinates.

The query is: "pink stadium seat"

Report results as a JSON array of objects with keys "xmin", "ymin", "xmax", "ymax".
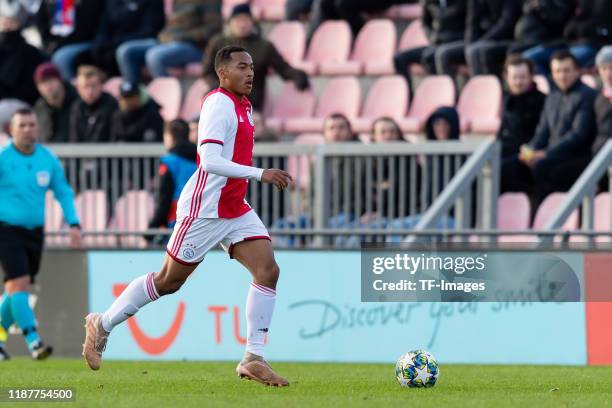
[
  {"xmin": 457, "ymin": 75, "xmax": 502, "ymax": 134},
  {"xmin": 398, "ymin": 20, "xmax": 430, "ymax": 76},
  {"xmin": 110, "ymin": 190, "xmax": 154, "ymax": 248},
  {"xmin": 594, "ymin": 193, "xmax": 611, "ymax": 243},
  {"xmin": 284, "ymin": 76, "xmax": 361, "ymax": 133},
  {"xmin": 497, "ymin": 193, "xmax": 530, "ymax": 230},
  {"xmin": 45, "ymin": 191, "xmax": 67, "ymax": 247},
  {"xmin": 295, "ymin": 21, "xmax": 352, "ymax": 75},
  {"xmin": 533, "ymin": 75, "xmax": 550, "ymax": 94},
  {"xmin": 287, "ymin": 133, "xmax": 325, "ymax": 190},
  {"xmin": 253, "ymin": 0, "xmax": 285, "ymax": 20},
  {"xmin": 399, "ymin": 75, "xmax": 455, "ymax": 133},
  {"xmin": 147, "ymin": 77, "xmax": 182, "ymax": 121},
  {"xmin": 103, "ymin": 77, "xmax": 122, "ymax": 99},
  {"xmin": 267, "ymin": 82, "xmax": 316, "ymax": 132},
  {"xmin": 180, "ymin": 79, "xmax": 210, "ymax": 121},
  {"xmin": 392, "ymin": 3, "xmax": 423, "ymax": 19},
  {"xmin": 268, "ymin": 21, "xmax": 306, "ymax": 66},
  {"xmin": 581, "ymin": 74, "xmax": 598, "ymax": 89},
  {"xmin": 164, "ymin": 0, "xmax": 173, "ymax": 16},
  {"xmin": 353, "ymin": 75, "xmax": 409, "ymax": 133},
  {"xmin": 75, "ymin": 190, "xmax": 115, "ymax": 247},
  {"xmin": 320, "ymin": 19, "xmax": 396, "ymax": 76}
]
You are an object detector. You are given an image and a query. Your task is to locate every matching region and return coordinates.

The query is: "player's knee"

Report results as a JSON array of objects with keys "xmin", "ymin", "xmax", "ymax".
[{"xmin": 255, "ymin": 261, "xmax": 280, "ymax": 288}]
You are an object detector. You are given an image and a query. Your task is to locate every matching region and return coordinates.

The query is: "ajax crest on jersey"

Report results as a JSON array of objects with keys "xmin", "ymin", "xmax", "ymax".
[
  {"xmin": 395, "ymin": 349, "xmax": 439, "ymax": 388},
  {"xmin": 36, "ymin": 171, "xmax": 51, "ymax": 187},
  {"xmin": 182, "ymin": 247, "xmax": 195, "ymax": 260},
  {"xmin": 246, "ymin": 109, "xmax": 254, "ymax": 126}
]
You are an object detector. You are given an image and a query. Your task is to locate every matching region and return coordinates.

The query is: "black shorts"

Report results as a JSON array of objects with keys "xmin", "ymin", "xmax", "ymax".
[{"xmin": 0, "ymin": 223, "xmax": 44, "ymax": 283}]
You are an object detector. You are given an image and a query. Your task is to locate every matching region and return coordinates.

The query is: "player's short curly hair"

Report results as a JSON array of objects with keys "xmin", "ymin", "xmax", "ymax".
[{"xmin": 214, "ymin": 45, "xmax": 249, "ymax": 72}]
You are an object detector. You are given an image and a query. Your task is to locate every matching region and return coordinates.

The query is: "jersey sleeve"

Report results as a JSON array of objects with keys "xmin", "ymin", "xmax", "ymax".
[{"xmin": 197, "ymin": 93, "xmax": 236, "ymax": 147}]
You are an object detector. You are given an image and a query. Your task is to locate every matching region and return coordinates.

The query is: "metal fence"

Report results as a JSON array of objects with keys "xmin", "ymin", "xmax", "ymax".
[{"xmin": 45, "ymin": 140, "xmax": 502, "ymax": 248}]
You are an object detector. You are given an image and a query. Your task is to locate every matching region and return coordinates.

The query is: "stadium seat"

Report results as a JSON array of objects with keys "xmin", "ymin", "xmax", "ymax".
[
  {"xmin": 397, "ymin": 20, "xmax": 430, "ymax": 76},
  {"xmin": 0, "ymin": 133, "xmax": 8, "ymax": 147},
  {"xmin": 75, "ymin": 190, "xmax": 115, "ymax": 247},
  {"xmin": 147, "ymin": 77, "xmax": 182, "ymax": 121},
  {"xmin": 457, "ymin": 75, "xmax": 502, "ymax": 134},
  {"xmin": 266, "ymin": 82, "xmax": 316, "ymax": 132},
  {"xmin": 353, "ymin": 75, "xmax": 409, "ymax": 133},
  {"xmin": 392, "ymin": 3, "xmax": 422, "ymax": 19},
  {"xmin": 284, "ymin": 76, "xmax": 361, "ymax": 133},
  {"xmin": 319, "ymin": 19, "xmax": 396, "ymax": 76},
  {"xmin": 103, "ymin": 77, "xmax": 122, "ymax": 99},
  {"xmin": 287, "ymin": 133, "xmax": 325, "ymax": 190},
  {"xmin": 180, "ymin": 79, "xmax": 210, "ymax": 121},
  {"xmin": 594, "ymin": 193, "xmax": 611, "ymax": 243},
  {"xmin": 268, "ymin": 22, "xmax": 306, "ymax": 66},
  {"xmin": 295, "ymin": 21, "xmax": 352, "ymax": 75},
  {"xmin": 110, "ymin": 190, "xmax": 154, "ymax": 248},
  {"xmin": 498, "ymin": 193, "xmax": 530, "ymax": 230},
  {"xmin": 581, "ymin": 74, "xmax": 598, "ymax": 89},
  {"xmin": 399, "ymin": 75, "xmax": 455, "ymax": 133},
  {"xmin": 253, "ymin": 0, "xmax": 286, "ymax": 20},
  {"xmin": 533, "ymin": 75, "xmax": 550, "ymax": 94},
  {"xmin": 44, "ymin": 191, "xmax": 67, "ymax": 247}
]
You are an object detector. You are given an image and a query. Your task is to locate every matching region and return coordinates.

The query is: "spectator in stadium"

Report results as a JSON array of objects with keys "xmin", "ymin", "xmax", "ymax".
[
  {"xmin": 0, "ymin": 3, "xmax": 47, "ymax": 105},
  {"xmin": 435, "ymin": 0, "xmax": 520, "ymax": 76},
  {"xmin": 147, "ymin": 119, "xmax": 197, "ymax": 244},
  {"xmin": 36, "ymin": 0, "xmax": 105, "ymax": 80},
  {"xmin": 322, "ymin": 112, "xmax": 357, "ymax": 143},
  {"xmin": 33, "ymin": 62, "xmax": 78, "ymax": 143},
  {"xmin": 306, "ymin": 0, "xmax": 414, "ymax": 40},
  {"xmin": 497, "ymin": 55, "xmax": 546, "ymax": 160},
  {"xmin": 116, "ymin": 0, "xmax": 222, "ymax": 84},
  {"xmin": 202, "ymin": 4, "xmax": 309, "ymax": 111},
  {"xmin": 521, "ymin": 0, "xmax": 612, "ymax": 75},
  {"xmin": 69, "ymin": 65, "xmax": 118, "ymax": 142},
  {"xmin": 77, "ymin": 0, "xmax": 165, "ymax": 77},
  {"xmin": 285, "ymin": 0, "xmax": 313, "ymax": 21},
  {"xmin": 501, "ymin": 51, "xmax": 597, "ymax": 206},
  {"xmin": 394, "ymin": 0, "xmax": 466, "ymax": 93},
  {"xmin": 110, "ymin": 81, "xmax": 164, "ymax": 143}
]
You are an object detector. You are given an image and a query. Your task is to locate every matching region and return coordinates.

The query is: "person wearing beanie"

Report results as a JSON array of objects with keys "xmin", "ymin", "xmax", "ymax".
[
  {"xmin": 33, "ymin": 62, "xmax": 78, "ymax": 143},
  {"xmin": 116, "ymin": 0, "xmax": 222, "ymax": 84},
  {"xmin": 0, "ymin": 1, "xmax": 47, "ymax": 105},
  {"xmin": 202, "ymin": 3, "xmax": 310, "ymax": 111},
  {"xmin": 110, "ymin": 81, "xmax": 164, "ymax": 143}
]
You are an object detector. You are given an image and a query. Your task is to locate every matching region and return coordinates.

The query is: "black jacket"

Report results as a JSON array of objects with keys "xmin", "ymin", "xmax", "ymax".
[
  {"xmin": 529, "ymin": 80, "xmax": 597, "ymax": 159},
  {"xmin": 421, "ymin": 0, "xmax": 467, "ymax": 45},
  {"xmin": 110, "ymin": 99, "xmax": 164, "ymax": 143},
  {"xmin": 425, "ymin": 107, "xmax": 461, "ymax": 197},
  {"xmin": 36, "ymin": 0, "xmax": 105, "ymax": 54},
  {"xmin": 514, "ymin": 0, "xmax": 575, "ymax": 44},
  {"xmin": 465, "ymin": 0, "xmax": 521, "ymax": 43},
  {"xmin": 69, "ymin": 92, "xmax": 118, "ymax": 142},
  {"xmin": 593, "ymin": 92, "xmax": 612, "ymax": 156},
  {"xmin": 497, "ymin": 85, "xmax": 546, "ymax": 157},
  {"xmin": 0, "ymin": 31, "xmax": 47, "ymax": 105},
  {"xmin": 34, "ymin": 82, "xmax": 78, "ymax": 143},
  {"xmin": 564, "ymin": 0, "xmax": 612, "ymax": 46}
]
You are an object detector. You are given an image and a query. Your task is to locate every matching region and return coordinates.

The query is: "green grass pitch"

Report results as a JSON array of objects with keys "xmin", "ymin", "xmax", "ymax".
[{"xmin": 1, "ymin": 359, "xmax": 611, "ymax": 407}]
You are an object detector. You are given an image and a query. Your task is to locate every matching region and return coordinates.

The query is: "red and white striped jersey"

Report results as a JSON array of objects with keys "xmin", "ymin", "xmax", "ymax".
[{"xmin": 177, "ymin": 87, "xmax": 256, "ymax": 219}]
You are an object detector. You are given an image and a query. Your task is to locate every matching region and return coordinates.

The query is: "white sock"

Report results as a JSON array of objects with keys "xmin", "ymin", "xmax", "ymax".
[
  {"xmin": 101, "ymin": 273, "xmax": 160, "ymax": 332},
  {"xmin": 245, "ymin": 282, "xmax": 276, "ymax": 357}
]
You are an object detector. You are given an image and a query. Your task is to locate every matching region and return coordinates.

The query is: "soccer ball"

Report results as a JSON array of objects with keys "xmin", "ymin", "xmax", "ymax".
[{"xmin": 395, "ymin": 349, "xmax": 439, "ymax": 388}]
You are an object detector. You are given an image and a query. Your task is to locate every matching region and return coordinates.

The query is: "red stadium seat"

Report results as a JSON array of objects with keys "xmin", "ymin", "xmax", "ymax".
[
  {"xmin": 45, "ymin": 191, "xmax": 67, "ymax": 247},
  {"xmin": 353, "ymin": 75, "xmax": 409, "ymax": 133},
  {"xmin": 110, "ymin": 190, "xmax": 154, "ymax": 248},
  {"xmin": 397, "ymin": 20, "xmax": 430, "ymax": 76},
  {"xmin": 147, "ymin": 77, "xmax": 182, "ymax": 121},
  {"xmin": 253, "ymin": 0, "xmax": 286, "ymax": 20},
  {"xmin": 267, "ymin": 82, "xmax": 316, "ymax": 132},
  {"xmin": 287, "ymin": 133, "xmax": 325, "ymax": 190},
  {"xmin": 320, "ymin": 19, "xmax": 396, "ymax": 76},
  {"xmin": 457, "ymin": 75, "xmax": 502, "ymax": 134},
  {"xmin": 268, "ymin": 21, "xmax": 306, "ymax": 66},
  {"xmin": 284, "ymin": 76, "xmax": 361, "ymax": 133},
  {"xmin": 103, "ymin": 77, "xmax": 122, "ymax": 99},
  {"xmin": 180, "ymin": 79, "xmax": 210, "ymax": 121},
  {"xmin": 399, "ymin": 75, "xmax": 455, "ymax": 133},
  {"xmin": 295, "ymin": 21, "xmax": 352, "ymax": 75},
  {"xmin": 75, "ymin": 190, "xmax": 116, "ymax": 247},
  {"xmin": 533, "ymin": 75, "xmax": 550, "ymax": 94}
]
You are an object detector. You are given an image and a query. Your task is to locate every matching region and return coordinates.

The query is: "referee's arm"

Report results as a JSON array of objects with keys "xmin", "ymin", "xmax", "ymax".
[{"xmin": 50, "ymin": 155, "xmax": 82, "ymax": 247}]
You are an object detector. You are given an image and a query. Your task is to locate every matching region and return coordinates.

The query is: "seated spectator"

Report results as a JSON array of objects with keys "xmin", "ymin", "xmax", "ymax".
[
  {"xmin": 522, "ymin": 0, "xmax": 612, "ymax": 75},
  {"xmin": 435, "ymin": 0, "xmax": 520, "ymax": 76},
  {"xmin": 36, "ymin": 0, "xmax": 104, "ymax": 80},
  {"xmin": 147, "ymin": 119, "xmax": 197, "ymax": 244},
  {"xmin": 33, "ymin": 62, "xmax": 78, "ymax": 143},
  {"xmin": 110, "ymin": 81, "xmax": 164, "ymax": 142},
  {"xmin": 76, "ymin": 0, "xmax": 165, "ymax": 77},
  {"xmin": 323, "ymin": 113, "xmax": 357, "ymax": 143},
  {"xmin": 117, "ymin": 0, "xmax": 222, "ymax": 84},
  {"xmin": 425, "ymin": 106, "xmax": 461, "ymax": 197},
  {"xmin": 497, "ymin": 55, "xmax": 546, "ymax": 160},
  {"xmin": 69, "ymin": 65, "xmax": 118, "ymax": 142},
  {"xmin": 501, "ymin": 51, "xmax": 597, "ymax": 207},
  {"xmin": 0, "ymin": 2, "xmax": 47, "ymax": 105},
  {"xmin": 394, "ymin": 0, "xmax": 466, "ymax": 92},
  {"xmin": 202, "ymin": 4, "xmax": 309, "ymax": 111}
]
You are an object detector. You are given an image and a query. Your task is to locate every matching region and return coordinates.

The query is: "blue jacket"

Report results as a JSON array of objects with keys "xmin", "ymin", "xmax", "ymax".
[{"xmin": 0, "ymin": 142, "xmax": 79, "ymax": 229}]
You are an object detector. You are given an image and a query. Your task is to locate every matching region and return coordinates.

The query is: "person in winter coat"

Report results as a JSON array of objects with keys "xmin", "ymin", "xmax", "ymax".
[{"xmin": 110, "ymin": 81, "xmax": 164, "ymax": 143}]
